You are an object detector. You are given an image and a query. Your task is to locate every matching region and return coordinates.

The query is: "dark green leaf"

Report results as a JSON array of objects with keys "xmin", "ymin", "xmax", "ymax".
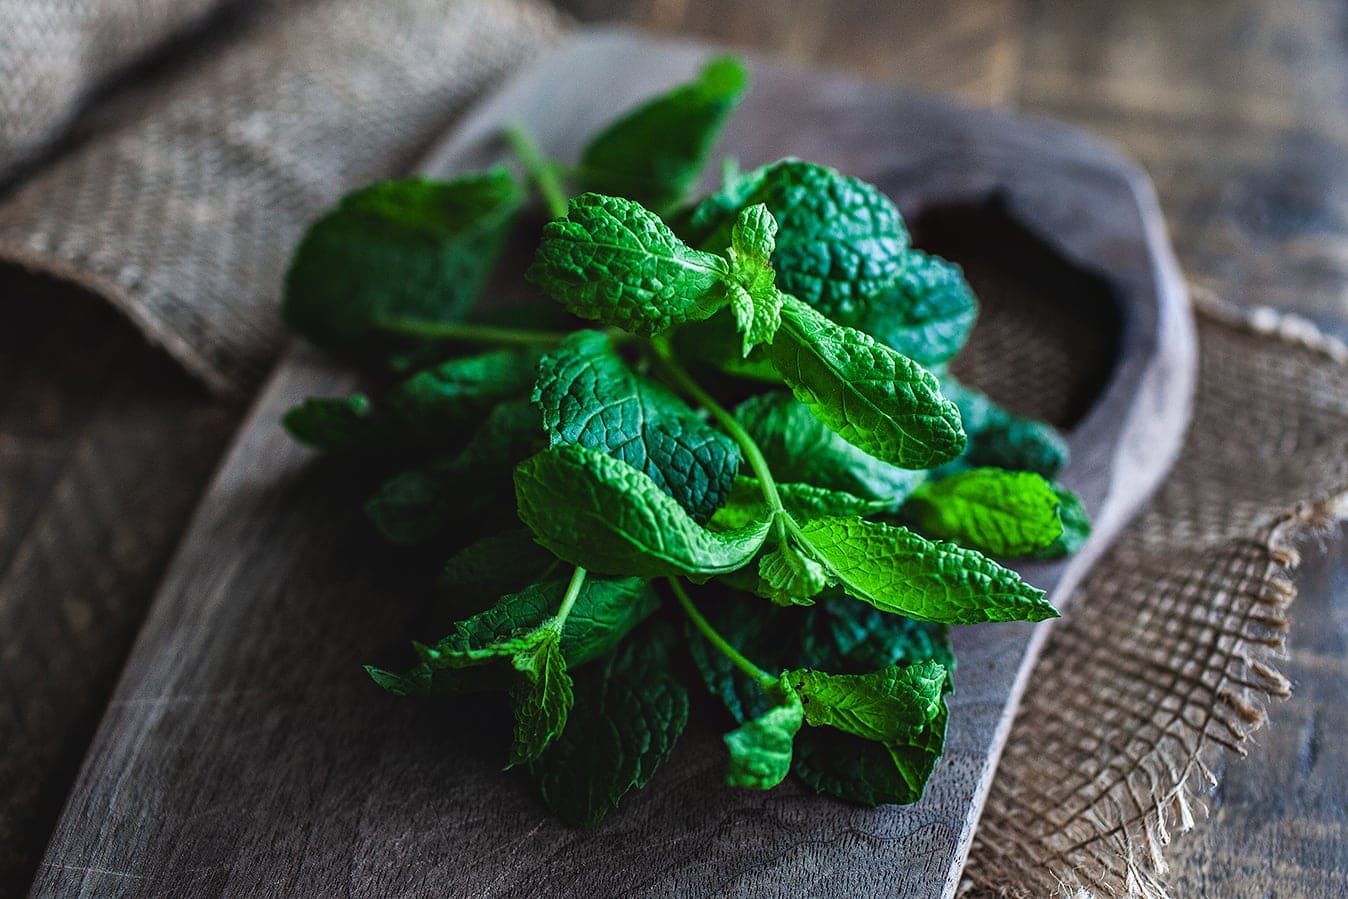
[
  {"xmin": 387, "ymin": 348, "xmax": 541, "ymax": 436},
  {"xmin": 578, "ymin": 56, "xmax": 748, "ymax": 213},
  {"xmin": 282, "ymin": 394, "xmax": 376, "ymax": 451},
  {"xmin": 1034, "ymin": 484, "xmax": 1092, "ymax": 559},
  {"xmin": 526, "ymin": 193, "xmax": 729, "ymax": 336},
  {"xmin": 792, "ymin": 699, "xmax": 948, "ymax": 806},
  {"xmin": 534, "ymin": 330, "xmax": 741, "ymax": 522},
  {"xmin": 514, "ymin": 445, "xmax": 770, "ymax": 578},
  {"xmin": 283, "ymin": 170, "xmax": 522, "ymax": 352},
  {"xmin": 903, "ymin": 467, "xmax": 1064, "ymax": 557},
  {"xmin": 532, "ymin": 624, "xmax": 689, "ymax": 825},
  {"xmin": 797, "ymin": 516, "xmax": 1058, "ymax": 624},
  {"xmin": 764, "ymin": 297, "xmax": 966, "ymax": 469},
  {"xmin": 837, "ymin": 251, "xmax": 978, "ymax": 366},
  {"xmin": 939, "ymin": 378, "xmax": 1070, "ymax": 479}
]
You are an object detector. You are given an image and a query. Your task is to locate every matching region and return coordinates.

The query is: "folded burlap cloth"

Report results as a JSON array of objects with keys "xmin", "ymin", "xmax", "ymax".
[{"xmin": 3, "ymin": 3, "xmax": 1345, "ymax": 897}]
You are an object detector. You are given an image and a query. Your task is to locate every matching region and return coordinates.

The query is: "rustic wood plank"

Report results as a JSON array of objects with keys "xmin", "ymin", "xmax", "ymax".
[
  {"xmin": 30, "ymin": 33, "xmax": 1192, "ymax": 899},
  {"xmin": 0, "ymin": 272, "xmax": 239, "ymax": 897}
]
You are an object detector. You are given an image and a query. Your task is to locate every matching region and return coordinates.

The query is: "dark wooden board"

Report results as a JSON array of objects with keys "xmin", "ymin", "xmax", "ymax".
[{"xmin": 30, "ymin": 31, "xmax": 1194, "ymax": 899}]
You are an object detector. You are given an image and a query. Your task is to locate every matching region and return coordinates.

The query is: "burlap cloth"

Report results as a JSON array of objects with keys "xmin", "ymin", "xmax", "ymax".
[{"xmin": 3, "ymin": 3, "xmax": 1345, "ymax": 897}]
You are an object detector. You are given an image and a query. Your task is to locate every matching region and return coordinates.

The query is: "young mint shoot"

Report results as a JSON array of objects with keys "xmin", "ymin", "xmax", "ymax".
[{"xmin": 280, "ymin": 56, "xmax": 1090, "ymax": 825}]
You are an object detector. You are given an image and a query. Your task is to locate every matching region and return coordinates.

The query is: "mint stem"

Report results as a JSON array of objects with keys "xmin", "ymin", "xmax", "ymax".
[
  {"xmin": 504, "ymin": 124, "xmax": 570, "ymax": 219},
  {"xmin": 649, "ymin": 336, "xmax": 791, "ymax": 546},
  {"xmin": 376, "ymin": 318, "xmax": 570, "ymax": 347},
  {"xmin": 550, "ymin": 565, "xmax": 588, "ymax": 632},
  {"xmin": 668, "ymin": 578, "xmax": 777, "ymax": 691}
]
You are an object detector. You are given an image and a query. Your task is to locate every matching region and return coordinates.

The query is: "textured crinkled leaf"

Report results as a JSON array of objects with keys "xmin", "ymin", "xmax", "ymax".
[
  {"xmin": 787, "ymin": 659, "xmax": 946, "ymax": 743},
  {"xmin": 388, "ymin": 348, "xmax": 541, "ymax": 434},
  {"xmin": 839, "ymin": 251, "xmax": 979, "ymax": 366},
  {"xmin": 734, "ymin": 392, "xmax": 928, "ymax": 504},
  {"xmin": 904, "ymin": 467, "xmax": 1064, "ymax": 557},
  {"xmin": 1035, "ymin": 484, "xmax": 1092, "ymax": 559},
  {"xmin": 724, "ymin": 680, "xmax": 804, "ymax": 790},
  {"xmin": 939, "ymin": 378, "xmax": 1069, "ymax": 479},
  {"xmin": 725, "ymin": 204, "xmax": 784, "ymax": 355},
  {"xmin": 710, "ymin": 477, "xmax": 888, "ymax": 531},
  {"xmin": 507, "ymin": 631, "xmax": 573, "ymax": 767},
  {"xmin": 283, "ymin": 394, "xmax": 376, "ymax": 451},
  {"xmin": 797, "ymin": 516, "xmax": 1057, "ymax": 624},
  {"xmin": 757, "ymin": 543, "xmax": 830, "ymax": 606},
  {"xmin": 793, "ymin": 698, "xmax": 948, "ymax": 806},
  {"xmin": 283, "ymin": 170, "xmax": 522, "ymax": 352},
  {"xmin": 694, "ymin": 160, "xmax": 909, "ymax": 314},
  {"xmin": 515, "ymin": 445, "xmax": 770, "ymax": 578},
  {"xmin": 526, "ymin": 193, "xmax": 729, "ymax": 335},
  {"xmin": 534, "ymin": 331, "xmax": 741, "ymax": 522},
  {"xmin": 578, "ymin": 56, "xmax": 748, "ymax": 213},
  {"xmin": 532, "ymin": 625, "xmax": 689, "ymax": 826},
  {"xmin": 765, "ymin": 297, "xmax": 966, "ymax": 469}
]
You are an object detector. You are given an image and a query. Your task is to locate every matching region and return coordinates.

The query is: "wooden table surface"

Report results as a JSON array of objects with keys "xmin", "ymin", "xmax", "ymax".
[{"xmin": 1, "ymin": 1, "xmax": 1344, "ymax": 896}]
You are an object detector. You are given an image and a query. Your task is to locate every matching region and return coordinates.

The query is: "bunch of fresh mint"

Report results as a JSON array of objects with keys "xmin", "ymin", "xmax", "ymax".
[{"xmin": 280, "ymin": 56, "xmax": 1089, "ymax": 826}]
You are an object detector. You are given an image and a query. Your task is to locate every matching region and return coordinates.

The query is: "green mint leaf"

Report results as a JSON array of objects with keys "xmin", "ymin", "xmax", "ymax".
[
  {"xmin": 757, "ymin": 542, "xmax": 830, "ymax": 606},
  {"xmin": 534, "ymin": 331, "xmax": 741, "ymax": 522},
  {"xmin": 903, "ymin": 467, "xmax": 1064, "ymax": 557},
  {"xmin": 526, "ymin": 193, "xmax": 729, "ymax": 336},
  {"xmin": 283, "ymin": 170, "xmax": 522, "ymax": 353},
  {"xmin": 793, "ymin": 698, "xmax": 948, "ymax": 806},
  {"xmin": 815, "ymin": 602, "xmax": 955, "ymax": 676},
  {"xmin": 939, "ymin": 377, "xmax": 1069, "ymax": 478},
  {"xmin": 836, "ymin": 251, "xmax": 979, "ymax": 366},
  {"xmin": 725, "ymin": 203, "xmax": 784, "ymax": 355},
  {"xmin": 724, "ymin": 678, "xmax": 804, "ymax": 790},
  {"xmin": 734, "ymin": 392, "xmax": 927, "ymax": 505},
  {"xmin": 786, "ymin": 659, "xmax": 947, "ymax": 743},
  {"xmin": 283, "ymin": 394, "xmax": 376, "ymax": 451},
  {"xmin": 514, "ymin": 445, "xmax": 770, "ymax": 578},
  {"xmin": 437, "ymin": 529, "xmax": 556, "ymax": 606},
  {"xmin": 578, "ymin": 56, "xmax": 748, "ymax": 213},
  {"xmin": 692, "ymin": 160, "xmax": 909, "ymax": 315},
  {"xmin": 532, "ymin": 624, "xmax": 689, "ymax": 826},
  {"xmin": 797, "ymin": 516, "xmax": 1058, "ymax": 624},
  {"xmin": 364, "ymin": 662, "xmax": 431, "ymax": 697},
  {"xmin": 765, "ymin": 297, "xmax": 966, "ymax": 469},
  {"xmin": 507, "ymin": 629, "xmax": 573, "ymax": 767},
  {"xmin": 710, "ymin": 476, "xmax": 889, "ymax": 531},
  {"xmin": 387, "ymin": 347, "xmax": 542, "ymax": 434},
  {"xmin": 1034, "ymin": 484, "xmax": 1092, "ymax": 559}
]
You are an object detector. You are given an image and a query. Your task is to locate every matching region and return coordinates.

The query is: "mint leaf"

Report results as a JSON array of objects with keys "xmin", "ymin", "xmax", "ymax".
[
  {"xmin": 527, "ymin": 193, "xmax": 729, "ymax": 336},
  {"xmin": 1034, "ymin": 484, "xmax": 1092, "ymax": 559},
  {"xmin": 507, "ymin": 630, "xmax": 573, "ymax": 767},
  {"xmin": 787, "ymin": 660, "xmax": 946, "ymax": 743},
  {"xmin": 711, "ymin": 477, "xmax": 888, "ymax": 531},
  {"xmin": 437, "ymin": 529, "xmax": 556, "ymax": 604},
  {"xmin": 724, "ymin": 679, "xmax": 803, "ymax": 790},
  {"xmin": 515, "ymin": 445, "xmax": 770, "ymax": 578},
  {"xmin": 532, "ymin": 624, "xmax": 689, "ymax": 825},
  {"xmin": 903, "ymin": 467, "xmax": 1064, "ymax": 557},
  {"xmin": 534, "ymin": 331, "xmax": 741, "ymax": 522},
  {"xmin": 283, "ymin": 394, "xmax": 376, "ymax": 451},
  {"xmin": 578, "ymin": 56, "xmax": 748, "ymax": 213},
  {"xmin": 757, "ymin": 543, "xmax": 830, "ymax": 606},
  {"xmin": 765, "ymin": 297, "xmax": 966, "ymax": 469},
  {"xmin": 724, "ymin": 203, "xmax": 784, "ymax": 355},
  {"xmin": 939, "ymin": 377, "xmax": 1069, "ymax": 479},
  {"xmin": 837, "ymin": 251, "xmax": 978, "ymax": 366},
  {"xmin": 693, "ymin": 160, "xmax": 909, "ymax": 314},
  {"xmin": 734, "ymin": 392, "xmax": 927, "ymax": 504},
  {"xmin": 388, "ymin": 348, "xmax": 541, "ymax": 434},
  {"xmin": 793, "ymin": 699, "xmax": 948, "ymax": 806},
  {"xmin": 283, "ymin": 170, "xmax": 522, "ymax": 353},
  {"xmin": 797, "ymin": 516, "xmax": 1057, "ymax": 624}
]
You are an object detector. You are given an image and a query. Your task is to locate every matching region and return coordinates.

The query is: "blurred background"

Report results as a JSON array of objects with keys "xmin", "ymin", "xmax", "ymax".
[{"xmin": 1, "ymin": 1, "xmax": 1344, "ymax": 896}]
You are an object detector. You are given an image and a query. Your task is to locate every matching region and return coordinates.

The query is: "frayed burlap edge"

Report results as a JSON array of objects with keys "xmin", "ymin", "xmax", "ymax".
[{"xmin": 960, "ymin": 297, "xmax": 1348, "ymax": 899}]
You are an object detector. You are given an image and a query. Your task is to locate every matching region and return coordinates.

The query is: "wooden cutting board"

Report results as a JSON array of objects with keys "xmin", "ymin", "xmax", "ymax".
[{"xmin": 32, "ymin": 30, "xmax": 1195, "ymax": 899}]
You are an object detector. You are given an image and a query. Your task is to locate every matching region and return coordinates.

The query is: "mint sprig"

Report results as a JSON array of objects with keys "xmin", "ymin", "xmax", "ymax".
[{"xmin": 280, "ymin": 57, "xmax": 1089, "ymax": 824}]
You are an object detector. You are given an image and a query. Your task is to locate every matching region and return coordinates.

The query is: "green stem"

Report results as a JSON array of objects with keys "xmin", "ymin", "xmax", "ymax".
[
  {"xmin": 649, "ymin": 336, "xmax": 790, "ymax": 545},
  {"xmin": 377, "ymin": 317, "xmax": 570, "ymax": 347},
  {"xmin": 550, "ymin": 566, "xmax": 588, "ymax": 633},
  {"xmin": 504, "ymin": 124, "xmax": 569, "ymax": 219},
  {"xmin": 669, "ymin": 578, "xmax": 777, "ymax": 691}
]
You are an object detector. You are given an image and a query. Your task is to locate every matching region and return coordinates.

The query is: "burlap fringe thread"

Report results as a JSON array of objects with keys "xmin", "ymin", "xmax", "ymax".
[{"xmin": 960, "ymin": 295, "xmax": 1348, "ymax": 899}]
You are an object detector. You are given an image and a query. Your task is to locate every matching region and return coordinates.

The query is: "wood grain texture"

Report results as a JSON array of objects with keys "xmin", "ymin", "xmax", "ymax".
[
  {"xmin": 0, "ymin": 273, "xmax": 238, "ymax": 897},
  {"xmin": 30, "ymin": 33, "xmax": 1192, "ymax": 899}
]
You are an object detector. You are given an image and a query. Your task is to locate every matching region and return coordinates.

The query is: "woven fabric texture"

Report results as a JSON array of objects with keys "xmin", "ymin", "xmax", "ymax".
[
  {"xmin": 0, "ymin": 0, "xmax": 564, "ymax": 395},
  {"xmin": 961, "ymin": 300, "xmax": 1348, "ymax": 899}
]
